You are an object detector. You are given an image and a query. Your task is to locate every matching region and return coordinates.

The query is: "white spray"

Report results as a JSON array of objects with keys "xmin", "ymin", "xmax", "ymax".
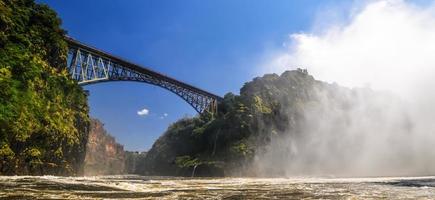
[{"xmin": 255, "ymin": 0, "xmax": 435, "ymax": 177}]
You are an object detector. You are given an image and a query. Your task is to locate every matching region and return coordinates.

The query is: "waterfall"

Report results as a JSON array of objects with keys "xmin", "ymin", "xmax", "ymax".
[{"xmin": 191, "ymin": 165, "xmax": 198, "ymax": 177}]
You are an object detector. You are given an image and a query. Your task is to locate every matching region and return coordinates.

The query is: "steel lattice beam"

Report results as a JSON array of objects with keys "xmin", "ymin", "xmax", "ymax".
[{"xmin": 65, "ymin": 37, "xmax": 222, "ymax": 114}]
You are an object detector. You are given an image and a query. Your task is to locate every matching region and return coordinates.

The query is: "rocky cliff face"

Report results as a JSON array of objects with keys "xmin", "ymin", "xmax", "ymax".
[{"xmin": 84, "ymin": 119, "xmax": 125, "ymax": 175}]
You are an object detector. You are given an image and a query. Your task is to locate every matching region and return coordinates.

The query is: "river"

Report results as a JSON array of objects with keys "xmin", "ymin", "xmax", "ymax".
[{"xmin": 1, "ymin": 175, "xmax": 435, "ymax": 199}]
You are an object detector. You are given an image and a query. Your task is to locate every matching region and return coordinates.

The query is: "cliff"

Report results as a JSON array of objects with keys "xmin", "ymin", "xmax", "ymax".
[
  {"xmin": 84, "ymin": 119, "xmax": 125, "ymax": 175},
  {"xmin": 136, "ymin": 69, "xmax": 411, "ymax": 177},
  {"xmin": 124, "ymin": 151, "xmax": 147, "ymax": 174}
]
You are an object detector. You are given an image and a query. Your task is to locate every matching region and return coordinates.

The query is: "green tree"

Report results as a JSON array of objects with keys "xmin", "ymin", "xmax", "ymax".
[{"xmin": 0, "ymin": 0, "xmax": 89, "ymax": 175}]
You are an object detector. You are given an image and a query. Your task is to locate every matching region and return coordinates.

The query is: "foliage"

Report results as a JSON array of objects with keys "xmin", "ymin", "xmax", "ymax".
[
  {"xmin": 136, "ymin": 70, "xmax": 325, "ymax": 176},
  {"xmin": 137, "ymin": 69, "xmax": 399, "ymax": 177},
  {"xmin": 175, "ymin": 155, "xmax": 200, "ymax": 168},
  {"xmin": 0, "ymin": 0, "xmax": 89, "ymax": 175}
]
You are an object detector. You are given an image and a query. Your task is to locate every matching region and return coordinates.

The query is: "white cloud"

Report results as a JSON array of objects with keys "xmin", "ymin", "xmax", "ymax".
[
  {"xmin": 159, "ymin": 113, "xmax": 169, "ymax": 119},
  {"xmin": 263, "ymin": 0, "xmax": 435, "ymax": 105},
  {"xmin": 137, "ymin": 108, "xmax": 149, "ymax": 116}
]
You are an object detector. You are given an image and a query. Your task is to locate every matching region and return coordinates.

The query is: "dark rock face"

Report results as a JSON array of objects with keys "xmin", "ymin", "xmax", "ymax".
[
  {"xmin": 84, "ymin": 119, "xmax": 125, "ymax": 175},
  {"xmin": 124, "ymin": 151, "xmax": 147, "ymax": 174}
]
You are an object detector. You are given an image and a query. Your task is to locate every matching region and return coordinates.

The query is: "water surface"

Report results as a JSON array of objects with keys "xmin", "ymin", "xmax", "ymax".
[{"xmin": 1, "ymin": 175, "xmax": 435, "ymax": 199}]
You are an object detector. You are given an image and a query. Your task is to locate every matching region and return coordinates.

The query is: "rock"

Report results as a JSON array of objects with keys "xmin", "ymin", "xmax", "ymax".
[{"xmin": 84, "ymin": 119, "xmax": 125, "ymax": 175}]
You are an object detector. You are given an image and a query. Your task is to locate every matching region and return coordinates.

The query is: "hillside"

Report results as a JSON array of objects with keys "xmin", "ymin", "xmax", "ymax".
[
  {"xmin": 0, "ymin": 0, "xmax": 89, "ymax": 175},
  {"xmin": 137, "ymin": 69, "xmax": 411, "ymax": 177}
]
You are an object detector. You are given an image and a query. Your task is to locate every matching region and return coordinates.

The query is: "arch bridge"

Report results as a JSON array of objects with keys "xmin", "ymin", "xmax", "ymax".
[{"xmin": 65, "ymin": 37, "xmax": 222, "ymax": 114}]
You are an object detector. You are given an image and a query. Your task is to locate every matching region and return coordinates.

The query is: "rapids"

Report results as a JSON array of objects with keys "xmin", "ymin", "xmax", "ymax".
[{"xmin": 1, "ymin": 175, "xmax": 435, "ymax": 199}]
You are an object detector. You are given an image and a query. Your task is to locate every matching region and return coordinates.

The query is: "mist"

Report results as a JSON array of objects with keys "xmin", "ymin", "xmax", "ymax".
[{"xmin": 254, "ymin": 0, "xmax": 435, "ymax": 177}]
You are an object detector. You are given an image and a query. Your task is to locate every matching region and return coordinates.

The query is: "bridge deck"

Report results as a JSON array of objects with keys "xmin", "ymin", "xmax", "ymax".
[
  {"xmin": 65, "ymin": 36, "xmax": 222, "ymax": 101},
  {"xmin": 65, "ymin": 36, "xmax": 223, "ymax": 114}
]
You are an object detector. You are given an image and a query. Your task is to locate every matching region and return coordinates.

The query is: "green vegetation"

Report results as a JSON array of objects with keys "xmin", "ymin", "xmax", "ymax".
[
  {"xmin": 0, "ymin": 0, "xmax": 89, "ymax": 175},
  {"xmin": 135, "ymin": 69, "xmax": 406, "ymax": 177},
  {"xmin": 135, "ymin": 70, "xmax": 321, "ymax": 176}
]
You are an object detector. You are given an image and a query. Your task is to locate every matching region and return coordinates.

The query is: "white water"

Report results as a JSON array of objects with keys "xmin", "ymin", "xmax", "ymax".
[{"xmin": 2, "ymin": 175, "xmax": 435, "ymax": 199}]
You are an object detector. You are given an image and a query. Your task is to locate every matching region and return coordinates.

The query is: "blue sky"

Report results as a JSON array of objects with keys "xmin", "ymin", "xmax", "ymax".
[{"xmin": 38, "ymin": 0, "xmax": 431, "ymax": 151}]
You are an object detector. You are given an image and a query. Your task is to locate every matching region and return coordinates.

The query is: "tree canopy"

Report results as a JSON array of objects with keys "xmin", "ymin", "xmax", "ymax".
[{"xmin": 0, "ymin": 0, "xmax": 89, "ymax": 175}]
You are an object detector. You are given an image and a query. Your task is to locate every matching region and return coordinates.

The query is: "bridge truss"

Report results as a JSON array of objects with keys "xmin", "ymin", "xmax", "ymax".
[{"xmin": 65, "ymin": 37, "xmax": 222, "ymax": 114}]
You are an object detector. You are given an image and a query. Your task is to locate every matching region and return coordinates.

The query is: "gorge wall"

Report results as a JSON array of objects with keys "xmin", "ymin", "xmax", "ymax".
[
  {"xmin": 84, "ymin": 119, "xmax": 125, "ymax": 175},
  {"xmin": 124, "ymin": 151, "xmax": 147, "ymax": 174}
]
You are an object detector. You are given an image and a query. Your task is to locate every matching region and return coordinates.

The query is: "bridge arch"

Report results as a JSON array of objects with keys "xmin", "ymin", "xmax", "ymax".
[{"xmin": 65, "ymin": 37, "xmax": 222, "ymax": 114}]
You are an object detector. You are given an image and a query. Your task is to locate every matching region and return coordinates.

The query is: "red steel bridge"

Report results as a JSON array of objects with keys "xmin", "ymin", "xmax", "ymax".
[{"xmin": 65, "ymin": 37, "xmax": 222, "ymax": 114}]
